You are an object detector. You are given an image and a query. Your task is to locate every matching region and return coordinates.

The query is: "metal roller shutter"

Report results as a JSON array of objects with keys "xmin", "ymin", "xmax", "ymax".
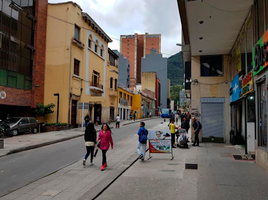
[{"xmin": 201, "ymin": 98, "xmax": 225, "ymax": 138}]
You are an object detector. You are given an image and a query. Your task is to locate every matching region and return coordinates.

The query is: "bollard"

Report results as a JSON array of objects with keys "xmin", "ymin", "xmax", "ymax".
[{"xmin": 0, "ymin": 138, "xmax": 4, "ymax": 149}]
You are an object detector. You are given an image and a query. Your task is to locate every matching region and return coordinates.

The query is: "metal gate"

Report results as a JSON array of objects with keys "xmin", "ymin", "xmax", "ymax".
[{"xmin": 201, "ymin": 98, "xmax": 225, "ymax": 138}]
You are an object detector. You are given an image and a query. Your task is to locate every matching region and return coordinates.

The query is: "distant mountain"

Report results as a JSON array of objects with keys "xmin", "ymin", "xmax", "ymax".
[{"xmin": 167, "ymin": 51, "xmax": 184, "ymax": 86}]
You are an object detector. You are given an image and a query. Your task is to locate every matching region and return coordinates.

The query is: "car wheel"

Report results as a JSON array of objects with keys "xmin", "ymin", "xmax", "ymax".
[
  {"xmin": 33, "ymin": 128, "xmax": 38, "ymax": 134},
  {"xmin": 12, "ymin": 129, "xmax": 19, "ymax": 136}
]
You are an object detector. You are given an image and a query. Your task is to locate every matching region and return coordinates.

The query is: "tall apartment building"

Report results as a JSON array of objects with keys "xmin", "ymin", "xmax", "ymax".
[
  {"xmin": 0, "ymin": 0, "xmax": 48, "ymax": 119},
  {"xmin": 120, "ymin": 33, "xmax": 161, "ymax": 88}
]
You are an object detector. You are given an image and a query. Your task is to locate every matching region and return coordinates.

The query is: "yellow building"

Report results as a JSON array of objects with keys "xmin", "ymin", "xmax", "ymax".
[
  {"xmin": 44, "ymin": 2, "xmax": 117, "ymax": 127},
  {"xmin": 118, "ymin": 87, "xmax": 134, "ymax": 120}
]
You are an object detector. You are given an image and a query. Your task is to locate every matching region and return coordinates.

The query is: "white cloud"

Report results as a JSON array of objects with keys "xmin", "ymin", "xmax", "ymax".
[{"xmin": 48, "ymin": 0, "xmax": 182, "ymax": 57}]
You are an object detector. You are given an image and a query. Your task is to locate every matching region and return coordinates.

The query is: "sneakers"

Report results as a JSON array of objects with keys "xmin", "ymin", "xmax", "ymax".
[
  {"xmin": 104, "ymin": 163, "xmax": 107, "ymax": 167},
  {"xmin": 100, "ymin": 165, "xmax": 105, "ymax": 171},
  {"xmin": 138, "ymin": 154, "xmax": 143, "ymax": 160},
  {"xmin": 90, "ymin": 162, "xmax": 94, "ymax": 165},
  {"xmin": 83, "ymin": 159, "xmax": 86, "ymax": 166}
]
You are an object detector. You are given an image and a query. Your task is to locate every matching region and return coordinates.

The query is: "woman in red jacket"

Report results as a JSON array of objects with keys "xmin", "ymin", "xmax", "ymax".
[{"xmin": 96, "ymin": 123, "xmax": 114, "ymax": 171}]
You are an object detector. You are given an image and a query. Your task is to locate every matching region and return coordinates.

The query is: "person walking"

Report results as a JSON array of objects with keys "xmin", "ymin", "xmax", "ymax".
[
  {"xmin": 133, "ymin": 111, "xmax": 136, "ymax": 121},
  {"xmin": 181, "ymin": 117, "xmax": 190, "ymax": 133},
  {"xmin": 116, "ymin": 114, "xmax": 120, "ymax": 128},
  {"xmin": 169, "ymin": 119, "xmax": 178, "ymax": 148},
  {"xmin": 137, "ymin": 122, "xmax": 148, "ymax": 161},
  {"xmin": 96, "ymin": 123, "xmax": 114, "ymax": 171},
  {"xmin": 192, "ymin": 117, "xmax": 201, "ymax": 146},
  {"xmin": 175, "ymin": 112, "xmax": 179, "ymax": 125},
  {"xmin": 84, "ymin": 113, "xmax": 90, "ymax": 127},
  {"xmin": 83, "ymin": 123, "xmax": 96, "ymax": 166}
]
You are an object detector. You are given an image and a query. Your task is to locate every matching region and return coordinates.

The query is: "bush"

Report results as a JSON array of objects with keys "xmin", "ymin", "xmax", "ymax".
[{"xmin": 34, "ymin": 103, "xmax": 55, "ymax": 120}]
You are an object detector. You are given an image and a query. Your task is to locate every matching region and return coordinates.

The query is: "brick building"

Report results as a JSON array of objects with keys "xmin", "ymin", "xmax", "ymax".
[
  {"xmin": 0, "ymin": 0, "xmax": 48, "ymax": 120},
  {"xmin": 120, "ymin": 33, "xmax": 161, "ymax": 88}
]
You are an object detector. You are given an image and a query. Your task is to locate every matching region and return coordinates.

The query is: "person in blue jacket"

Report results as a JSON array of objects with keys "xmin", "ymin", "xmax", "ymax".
[{"xmin": 137, "ymin": 122, "xmax": 148, "ymax": 161}]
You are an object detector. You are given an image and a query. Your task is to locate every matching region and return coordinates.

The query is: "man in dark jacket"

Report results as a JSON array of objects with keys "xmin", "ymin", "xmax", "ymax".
[
  {"xmin": 192, "ymin": 117, "xmax": 201, "ymax": 146},
  {"xmin": 181, "ymin": 117, "xmax": 190, "ymax": 133}
]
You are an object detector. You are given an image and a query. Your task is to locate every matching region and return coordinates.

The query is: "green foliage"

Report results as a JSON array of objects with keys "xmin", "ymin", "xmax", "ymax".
[
  {"xmin": 170, "ymin": 85, "xmax": 183, "ymax": 102},
  {"xmin": 182, "ymin": 102, "xmax": 188, "ymax": 111},
  {"xmin": 34, "ymin": 103, "xmax": 55, "ymax": 119},
  {"xmin": 44, "ymin": 123, "xmax": 67, "ymax": 127},
  {"xmin": 167, "ymin": 51, "xmax": 184, "ymax": 86}
]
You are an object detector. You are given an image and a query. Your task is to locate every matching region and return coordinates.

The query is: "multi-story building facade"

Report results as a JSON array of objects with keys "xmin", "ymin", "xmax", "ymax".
[
  {"xmin": 120, "ymin": 33, "xmax": 161, "ymax": 88},
  {"xmin": 45, "ymin": 2, "xmax": 115, "ymax": 127},
  {"xmin": 141, "ymin": 49, "xmax": 168, "ymax": 108},
  {"xmin": 178, "ymin": 0, "xmax": 268, "ymax": 171},
  {"xmin": 117, "ymin": 86, "xmax": 133, "ymax": 120},
  {"xmin": 141, "ymin": 72, "xmax": 161, "ymax": 115},
  {"xmin": 113, "ymin": 50, "xmax": 130, "ymax": 88},
  {"xmin": 0, "ymin": 0, "xmax": 48, "ymax": 119}
]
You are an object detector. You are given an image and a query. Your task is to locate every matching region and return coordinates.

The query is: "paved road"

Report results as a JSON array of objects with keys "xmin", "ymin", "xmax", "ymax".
[{"xmin": 0, "ymin": 118, "xmax": 163, "ymax": 197}]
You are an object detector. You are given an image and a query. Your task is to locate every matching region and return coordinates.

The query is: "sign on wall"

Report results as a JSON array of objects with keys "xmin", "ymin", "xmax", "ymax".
[
  {"xmin": 252, "ymin": 30, "xmax": 268, "ymax": 76},
  {"xmin": 242, "ymin": 71, "xmax": 253, "ymax": 96}
]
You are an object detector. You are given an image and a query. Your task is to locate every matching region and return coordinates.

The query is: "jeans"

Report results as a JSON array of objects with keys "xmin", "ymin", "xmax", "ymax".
[
  {"xmin": 102, "ymin": 150, "xmax": 107, "ymax": 165},
  {"xmin": 171, "ymin": 133, "xmax": 175, "ymax": 146},
  {"xmin": 85, "ymin": 146, "xmax": 95, "ymax": 163},
  {"xmin": 137, "ymin": 142, "xmax": 146, "ymax": 158},
  {"xmin": 193, "ymin": 131, "xmax": 199, "ymax": 146}
]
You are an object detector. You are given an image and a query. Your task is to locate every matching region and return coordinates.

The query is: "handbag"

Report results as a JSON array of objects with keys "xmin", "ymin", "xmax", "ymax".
[{"xmin": 97, "ymin": 139, "xmax": 101, "ymax": 148}]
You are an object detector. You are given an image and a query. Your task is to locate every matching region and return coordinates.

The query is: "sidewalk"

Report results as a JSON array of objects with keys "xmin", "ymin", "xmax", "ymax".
[
  {"xmin": 0, "ymin": 117, "xmax": 158, "ymax": 157},
  {"xmin": 96, "ymin": 122, "xmax": 268, "ymax": 200}
]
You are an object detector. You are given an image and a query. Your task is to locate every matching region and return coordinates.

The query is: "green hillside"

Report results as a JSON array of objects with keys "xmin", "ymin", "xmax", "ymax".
[{"xmin": 167, "ymin": 51, "xmax": 184, "ymax": 86}]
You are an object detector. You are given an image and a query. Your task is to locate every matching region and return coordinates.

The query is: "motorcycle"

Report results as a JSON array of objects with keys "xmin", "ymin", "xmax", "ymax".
[{"xmin": 0, "ymin": 120, "xmax": 12, "ymax": 137}]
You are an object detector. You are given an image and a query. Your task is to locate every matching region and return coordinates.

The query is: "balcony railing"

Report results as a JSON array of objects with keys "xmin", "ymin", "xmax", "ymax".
[
  {"xmin": 90, "ymin": 81, "xmax": 103, "ymax": 89},
  {"xmin": 119, "ymin": 98, "xmax": 129, "ymax": 106}
]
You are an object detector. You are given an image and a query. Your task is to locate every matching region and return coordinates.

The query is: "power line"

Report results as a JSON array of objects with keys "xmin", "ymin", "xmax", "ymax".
[{"xmin": 203, "ymin": 1, "xmax": 251, "ymax": 13}]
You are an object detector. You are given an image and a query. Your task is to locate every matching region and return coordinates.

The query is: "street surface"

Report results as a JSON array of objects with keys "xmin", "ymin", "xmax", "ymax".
[{"xmin": 0, "ymin": 118, "xmax": 163, "ymax": 198}]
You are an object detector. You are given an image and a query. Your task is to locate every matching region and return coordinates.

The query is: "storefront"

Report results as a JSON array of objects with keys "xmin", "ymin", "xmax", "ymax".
[{"xmin": 253, "ymin": 29, "xmax": 268, "ymax": 170}]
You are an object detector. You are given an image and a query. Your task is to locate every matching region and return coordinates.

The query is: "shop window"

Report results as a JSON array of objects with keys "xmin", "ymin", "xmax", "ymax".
[
  {"xmin": 110, "ymin": 77, "xmax": 113, "ymax": 89},
  {"xmin": 200, "ymin": 55, "xmax": 223, "ymax": 76},
  {"xmin": 74, "ymin": 25, "xmax": 80, "ymax": 41},
  {"xmin": 258, "ymin": 82, "xmax": 267, "ymax": 147},
  {"xmin": 74, "ymin": 59, "xmax": 80, "ymax": 76}
]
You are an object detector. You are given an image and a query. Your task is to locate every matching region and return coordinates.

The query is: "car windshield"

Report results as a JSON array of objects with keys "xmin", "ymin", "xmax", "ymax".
[{"xmin": 4, "ymin": 118, "xmax": 21, "ymax": 124}]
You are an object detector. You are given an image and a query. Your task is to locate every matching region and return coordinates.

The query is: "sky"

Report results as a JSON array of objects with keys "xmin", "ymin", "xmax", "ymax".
[{"xmin": 48, "ymin": 0, "xmax": 182, "ymax": 58}]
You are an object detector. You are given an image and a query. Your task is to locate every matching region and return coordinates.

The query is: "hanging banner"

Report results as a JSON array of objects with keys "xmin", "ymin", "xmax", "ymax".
[
  {"xmin": 230, "ymin": 74, "xmax": 242, "ymax": 103},
  {"xmin": 242, "ymin": 71, "xmax": 253, "ymax": 96},
  {"xmin": 252, "ymin": 30, "xmax": 268, "ymax": 76},
  {"xmin": 148, "ymin": 130, "xmax": 172, "ymax": 153}
]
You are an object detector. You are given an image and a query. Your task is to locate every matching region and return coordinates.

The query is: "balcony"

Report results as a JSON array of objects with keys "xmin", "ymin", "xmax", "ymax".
[
  {"xmin": 89, "ymin": 81, "xmax": 103, "ymax": 93},
  {"xmin": 119, "ymin": 98, "xmax": 129, "ymax": 106},
  {"xmin": 109, "ymin": 89, "xmax": 118, "ymax": 98}
]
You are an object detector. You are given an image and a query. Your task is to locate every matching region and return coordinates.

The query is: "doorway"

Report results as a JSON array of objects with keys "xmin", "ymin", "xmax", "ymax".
[
  {"xmin": 71, "ymin": 100, "xmax": 78, "ymax": 128},
  {"xmin": 94, "ymin": 104, "xmax": 102, "ymax": 124}
]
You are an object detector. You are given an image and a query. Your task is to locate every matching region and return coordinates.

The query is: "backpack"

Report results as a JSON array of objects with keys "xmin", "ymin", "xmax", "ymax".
[
  {"xmin": 198, "ymin": 121, "xmax": 202, "ymax": 129},
  {"xmin": 139, "ymin": 128, "xmax": 148, "ymax": 144}
]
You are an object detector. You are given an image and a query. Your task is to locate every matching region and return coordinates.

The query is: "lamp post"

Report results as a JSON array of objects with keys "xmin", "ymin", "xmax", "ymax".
[{"xmin": 54, "ymin": 93, "xmax": 60, "ymax": 123}]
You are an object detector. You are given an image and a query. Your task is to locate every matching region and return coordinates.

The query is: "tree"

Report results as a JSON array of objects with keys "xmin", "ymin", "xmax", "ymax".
[
  {"xmin": 182, "ymin": 102, "xmax": 188, "ymax": 112},
  {"xmin": 34, "ymin": 103, "xmax": 55, "ymax": 121},
  {"xmin": 170, "ymin": 85, "xmax": 183, "ymax": 103}
]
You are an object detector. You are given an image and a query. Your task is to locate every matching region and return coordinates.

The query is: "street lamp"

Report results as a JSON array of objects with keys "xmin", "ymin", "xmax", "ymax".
[{"xmin": 54, "ymin": 93, "xmax": 60, "ymax": 123}]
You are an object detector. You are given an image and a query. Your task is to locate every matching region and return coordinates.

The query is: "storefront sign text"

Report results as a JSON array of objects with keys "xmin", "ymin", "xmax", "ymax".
[{"xmin": 242, "ymin": 71, "xmax": 253, "ymax": 96}]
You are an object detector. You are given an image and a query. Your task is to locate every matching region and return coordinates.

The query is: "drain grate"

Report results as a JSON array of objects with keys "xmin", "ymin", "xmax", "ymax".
[
  {"xmin": 185, "ymin": 163, "xmax": 198, "ymax": 169},
  {"xmin": 161, "ymin": 170, "xmax": 175, "ymax": 172}
]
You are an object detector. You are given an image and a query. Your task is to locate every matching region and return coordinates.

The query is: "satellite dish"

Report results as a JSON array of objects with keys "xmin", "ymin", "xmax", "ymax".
[{"xmin": 0, "ymin": 91, "xmax": 6, "ymax": 100}]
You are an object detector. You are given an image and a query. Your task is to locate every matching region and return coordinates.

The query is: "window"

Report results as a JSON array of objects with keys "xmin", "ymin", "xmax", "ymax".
[
  {"xmin": 100, "ymin": 49, "xmax": 103, "ymax": 57},
  {"xmin": 20, "ymin": 118, "xmax": 29, "ymax": 124},
  {"xmin": 124, "ymin": 93, "xmax": 126, "ymax": 100},
  {"xmin": 74, "ymin": 25, "xmax": 80, "ymax": 41},
  {"xmin": 110, "ymin": 77, "xmax": 113, "ymax": 89},
  {"xmin": 88, "ymin": 37, "xmax": 92, "ymax": 48},
  {"xmin": 200, "ymin": 55, "xmax": 223, "ymax": 76},
  {"xmin": 114, "ymin": 79, "xmax": 117, "ymax": 90},
  {"xmin": 95, "ymin": 40, "xmax": 98, "ymax": 53},
  {"xmin": 74, "ymin": 59, "xmax": 80, "ymax": 76},
  {"xmin": 130, "ymin": 96, "xmax": 133, "ymax": 106},
  {"xmin": 92, "ymin": 70, "xmax": 100, "ymax": 86}
]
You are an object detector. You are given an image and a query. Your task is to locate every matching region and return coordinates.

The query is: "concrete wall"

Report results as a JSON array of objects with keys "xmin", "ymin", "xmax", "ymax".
[
  {"xmin": 141, "ymin": 50, "xmax": 168, "ymax": 108},
  {"xmin": 141, "ymin": 72, "xmax": 156, "ymax": 93},
  {"xmin": 114, "ymin": 50, "xmax": 130, "ymax": 88},
  {"xmin": 190, "ymin": 56, "xmax": 231, "ymax": 143}
]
